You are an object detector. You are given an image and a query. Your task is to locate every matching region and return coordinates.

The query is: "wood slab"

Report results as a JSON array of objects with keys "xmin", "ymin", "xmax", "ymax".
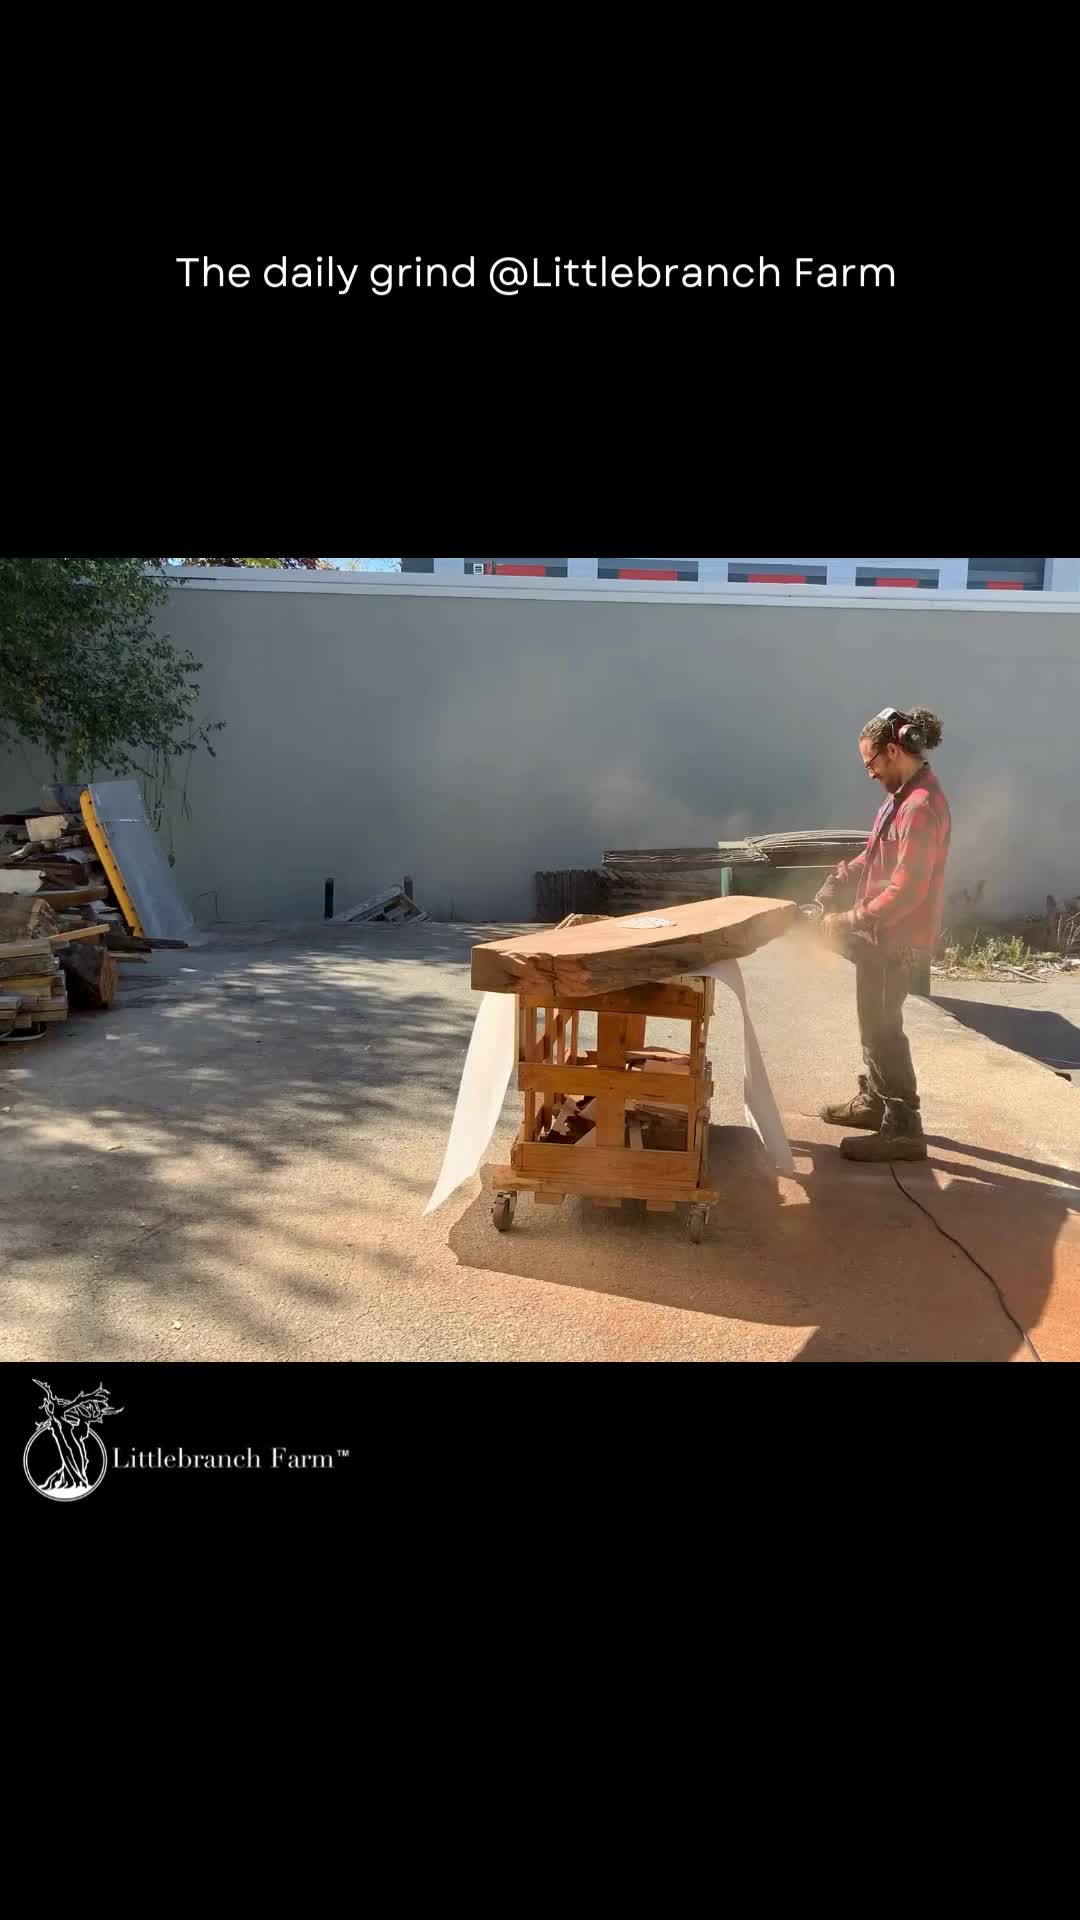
[{"xmin": 471, "ymin": 896, "xmax": 799, "ymax": 997}]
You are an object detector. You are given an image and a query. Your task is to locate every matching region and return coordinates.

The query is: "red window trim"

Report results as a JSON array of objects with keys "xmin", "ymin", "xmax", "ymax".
[
  {"xmin": 493, "ymin": 564, "xmax": 548, "ymax": 577},
  {"xmin": 876, "ymin": 576, "xmax": 920, "ymax": 588},
  {"xmin": 747, "ymin": 572, "xmax": 808, "ymax": 584},
  {"xmin": 986, "ymin": 580, "xmax": 1025, "ymax": 590},
  {"xmin": 618, "ymin": 567, "xmax": 679, "ymax": 581}
]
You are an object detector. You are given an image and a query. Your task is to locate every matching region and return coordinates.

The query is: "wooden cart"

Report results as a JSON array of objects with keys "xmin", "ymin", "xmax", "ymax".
[{"xmin": 481, "ymin": 973, "xmax": 719, "ymax": 1241}]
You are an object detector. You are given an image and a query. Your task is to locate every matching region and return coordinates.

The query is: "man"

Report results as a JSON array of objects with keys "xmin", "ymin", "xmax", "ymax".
[{"xmin": 817, "ymin": 707, "xmax": 951, "ymax": 1162}]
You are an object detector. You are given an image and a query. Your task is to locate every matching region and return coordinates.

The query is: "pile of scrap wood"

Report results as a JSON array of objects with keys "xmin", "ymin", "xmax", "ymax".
[
  {"xmin": 0, "ymin": 791, "xmax": 180, "ymax": 945},
  {"xmin": 334, "ymin": 880, "xmax": 428, "ymax": 925},
  {"xmin": 0, "ymin": 896, "xmax": 119, "ymax": 1036},
  {"xmin": 0, "ymin": 793, "xmax": 166, "ymax": 1042}
]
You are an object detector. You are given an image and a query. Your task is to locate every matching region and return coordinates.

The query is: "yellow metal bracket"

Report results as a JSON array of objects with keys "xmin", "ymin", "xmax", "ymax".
[{"xmin": 80, "ymin": 789, "xmax": 145, "ymax": 938}]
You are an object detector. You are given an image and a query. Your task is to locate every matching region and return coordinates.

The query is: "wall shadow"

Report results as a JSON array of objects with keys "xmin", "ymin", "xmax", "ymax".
[{"xmin": 932, "ymin": 994, "xmax": 1079, "ymax": 1078}]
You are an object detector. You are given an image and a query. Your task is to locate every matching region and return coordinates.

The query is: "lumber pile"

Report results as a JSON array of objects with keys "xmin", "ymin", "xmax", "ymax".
[
  {"xmin": 0, "ymin": 796, "xmax": 153, "ymax": 1042},
  {"xmin": 0, "ymin": 924, "xmax": 69, "ymax": 1031},
  {"xmin": 720, "ymin": 829, "xmax": 869, "ymax": 867},
  {"xmin": 537, "ymin": 832, "xmax": 870, "ymax": 917},
  {"xmin": 601, "ymin": 832, "xmax": 869, "ymax": 909},
  {"xmin": 472, "ymin": 895, "xmax": 799, "ymax": 997},
  {"xmin": 1, "ymin": 800, "xmax": 118, "ymax": 923}
]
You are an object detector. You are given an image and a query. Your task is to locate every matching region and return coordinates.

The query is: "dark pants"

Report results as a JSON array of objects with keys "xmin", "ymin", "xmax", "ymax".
[{"xmin": 836, "ymin": 931, "xmax": 919, "ymax": 1110}]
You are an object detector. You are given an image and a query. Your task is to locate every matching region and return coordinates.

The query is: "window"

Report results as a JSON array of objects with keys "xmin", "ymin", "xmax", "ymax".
[
  {"xmin": 966, "ymin": 558, "xmax": 1045, "ymax": 591},
  {"xmin": 598, "ymin": 557, "xmax": 699, "ymax": 582},
  {"xmin": 855, "ymin": 567, "xmax": 939, "ymax": 589},
  {"xmin": 463, "ymin": 558, "xmax": 569, "ymax": 577},
  {"xmin": 728, "ymin": 563, "xmax": 828, "ymax": 585}
]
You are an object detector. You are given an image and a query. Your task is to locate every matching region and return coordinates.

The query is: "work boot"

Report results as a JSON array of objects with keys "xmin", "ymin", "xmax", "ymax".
[
  {"xmin": 819, "ymin": 1074, "xmax": 885, "ymax": 1130},
  {"xmin": 840, "ymin": 1100, "xmax": 927, "ymax": 1162}
]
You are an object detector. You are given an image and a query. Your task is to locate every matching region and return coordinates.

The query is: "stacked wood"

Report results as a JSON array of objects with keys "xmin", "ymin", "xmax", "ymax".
[
  {"xmin": 472, "ymin": 896, "xmax": 799, "ymax": 998},
  {"xmin": 0, "ymin": 895, "xmax": 63, "ymax": 941},
  {"xmin": 734, "ymin": 829, "xmax": 870, "ymax": 867},
  {"xmin": 0, "ymin": 806, "xmax": 145, "ymax": 1040},
  {"xmin": 0, "ymin": 936, "xmax": 69, "ymax": 1029},
  {"xmin": 597, "ymin": 832, "xmax": 869, "ymax": 911},
  {"xmin": 536, "ymin": 835, "xmax": 871, "ymax": 918},
  {"xmin": 0, "ymin": 791, "xmax": 171, "ymax": 944}
]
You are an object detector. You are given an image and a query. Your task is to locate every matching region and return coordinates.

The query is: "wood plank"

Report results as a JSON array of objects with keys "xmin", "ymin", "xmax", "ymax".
[
  {"xmin": 472, "ymin": 896, "xmax": 799, "ymax": 996},
  {"xmin": 628, "ymin": 1118, "xmax": 644, "ymax": 1150},
  {"xmin": 0, "ymin": 955, "xmax": 55, "ymax": 979},
  {"xmin": 482, "ymin": 1164, "xmax": 543, "ymax": 1191},
  {"xmin": 522, "ymin": 1001, "xmax": 538, "ymax": 1143},
  {"xmin": 482, "ymin": 1163, "xmax": 719, "ymax": 1205},
  {"xmin": 518, "ymin": 1064, "xmax": 698, "ymax": 1104},
  {"xmin": 521, "ymin": 980, "xmax": 706, "ymax": 1015},
  {"xmin": 46, "ymin": 925, "xmax": 108, "ymax": 947},
  {"xmin": 0, "ymin": 939, "xmax": 51, "ymax": 960},
  {"xmin": 34, "ymin": 885, "xmax": 108, "ymax": 908},
  {"xmin": 519, "ymin": 1143, "xmax": 700, "ymax": 1181},
  {"xmin": 595, "ymin": 1012, "xmax": 628, "ymax": 1148},
  {"xmin": 26, "ymin": 815, "xmax": 70, "ymax": 842}
]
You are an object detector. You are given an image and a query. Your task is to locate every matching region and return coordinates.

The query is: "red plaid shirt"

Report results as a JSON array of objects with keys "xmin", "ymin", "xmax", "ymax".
[{"xmin": 834, "ymin": 764, "xmax": 951, "ymax": 955}]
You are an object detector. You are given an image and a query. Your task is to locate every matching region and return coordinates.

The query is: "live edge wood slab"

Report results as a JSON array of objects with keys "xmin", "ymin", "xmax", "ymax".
[{"xmin": 471, "ymin": 895, "xmax": 799, "ymax": 998}]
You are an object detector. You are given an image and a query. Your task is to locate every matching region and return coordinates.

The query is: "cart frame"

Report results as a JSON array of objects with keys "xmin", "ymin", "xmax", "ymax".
[{"xmin": 482, "ymin": 974, "xmax": 719, "ymax": 1240}]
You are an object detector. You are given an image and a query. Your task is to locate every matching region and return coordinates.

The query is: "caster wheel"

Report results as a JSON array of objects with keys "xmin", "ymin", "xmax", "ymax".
[
  {"xmin": 492, "ymin": 1193, "xmax": 517, "ymax": 1232},
  {"xmin": 688, "ymin": 1204, "xmax": 710, "ymax": 1244}
]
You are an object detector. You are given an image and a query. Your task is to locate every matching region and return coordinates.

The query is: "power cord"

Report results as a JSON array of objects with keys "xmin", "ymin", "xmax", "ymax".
[{"xmin": 890, "ymin": 1164, "xmax": 1042, "ymax": 1361}]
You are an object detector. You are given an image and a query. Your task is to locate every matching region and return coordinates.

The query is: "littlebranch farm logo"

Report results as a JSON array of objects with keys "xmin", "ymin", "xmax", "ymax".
[
  {"xmin": 23, "ymin": 1378, "xmax": 350, "ymax": 1498},
  {"xmin": 25, "ymin": 1379, "xmax": 122, "ymax": 1501}
]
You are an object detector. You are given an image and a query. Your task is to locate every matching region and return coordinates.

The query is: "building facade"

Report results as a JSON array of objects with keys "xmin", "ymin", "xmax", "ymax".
[{"xmin": 402, "ymin": 556, "xmax": 1079, "ymax": 592}]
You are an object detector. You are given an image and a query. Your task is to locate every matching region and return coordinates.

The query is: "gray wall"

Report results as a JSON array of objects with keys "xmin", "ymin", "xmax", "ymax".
[{"xmin": 2, "ymin": 582, "xmax": 1077, "ymax": 923}]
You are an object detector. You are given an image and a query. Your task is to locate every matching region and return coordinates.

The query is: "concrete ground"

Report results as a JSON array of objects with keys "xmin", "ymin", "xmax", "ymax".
[{"xmin": 1, "ymin": 920, "xmax": 1077, "ymax": 1363}]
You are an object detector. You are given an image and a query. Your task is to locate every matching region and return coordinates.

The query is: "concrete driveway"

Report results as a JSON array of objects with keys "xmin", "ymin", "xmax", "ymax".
[{"xmin": 1, "ymin": 919, "xmax": 1077, "ymax": 1362}]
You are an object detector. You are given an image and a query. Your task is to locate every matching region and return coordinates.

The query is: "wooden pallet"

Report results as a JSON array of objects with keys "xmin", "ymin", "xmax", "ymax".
[{"xmin": 482, "ymin": 974, "xmax": 719, "ymax": 1240}]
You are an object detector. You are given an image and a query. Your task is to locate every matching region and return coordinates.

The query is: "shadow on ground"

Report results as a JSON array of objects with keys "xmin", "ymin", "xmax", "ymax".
[
  {"xmin": 0, "ymin": 921, "xmax": 519, "ymax": 1358},
  {"xmin": 931, "ymin": 995, "xmax": 1080, "ymax": 1079},
  {"xmin": 449, "ymin": 1123, "xmax": 1079, "ymax": 1361}
]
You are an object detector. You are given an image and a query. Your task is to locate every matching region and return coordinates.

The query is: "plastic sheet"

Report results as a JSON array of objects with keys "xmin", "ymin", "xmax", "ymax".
[
  {"xmin": 701, "ymin": 960, "xmax": 795, "ymax": 1176},
  {"xmin": 423, "ymin": 991, "xmax": 518, "ymax": 1215}
]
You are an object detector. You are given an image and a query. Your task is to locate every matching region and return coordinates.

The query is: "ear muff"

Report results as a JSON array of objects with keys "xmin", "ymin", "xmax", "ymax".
[{"xmin": 875, "ymin": 707, "xmax": 926, "ymax": 754}]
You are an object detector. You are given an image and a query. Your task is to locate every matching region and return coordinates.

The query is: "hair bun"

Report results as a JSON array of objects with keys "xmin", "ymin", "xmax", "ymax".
[{"xmin": 908, "ymin": 707, "xmax": 943, "ymax": 749}]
